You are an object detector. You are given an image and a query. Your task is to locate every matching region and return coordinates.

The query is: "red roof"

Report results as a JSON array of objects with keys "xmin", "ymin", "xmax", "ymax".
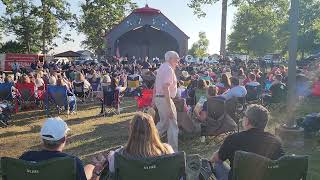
[{"xmin": 134, "ymin": 4, "xmax": 160, "ymax": 14}]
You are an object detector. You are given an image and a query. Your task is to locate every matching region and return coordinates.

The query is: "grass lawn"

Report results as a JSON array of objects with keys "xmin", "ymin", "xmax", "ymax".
[{"xmin": 1, "ymin": 97, "xmax": 320, "ymax": 164}]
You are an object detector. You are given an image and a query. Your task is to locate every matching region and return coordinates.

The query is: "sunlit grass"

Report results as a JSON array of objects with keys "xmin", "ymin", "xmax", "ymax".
[{"xmin": 1, "ymin": 97, "xmax": 319, "ymax": 164}]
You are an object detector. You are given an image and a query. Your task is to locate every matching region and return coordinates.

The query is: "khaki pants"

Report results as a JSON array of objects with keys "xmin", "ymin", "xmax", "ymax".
[{"xmin": 155, "ymin": 97, "xmax": 179, "ymax": 152}]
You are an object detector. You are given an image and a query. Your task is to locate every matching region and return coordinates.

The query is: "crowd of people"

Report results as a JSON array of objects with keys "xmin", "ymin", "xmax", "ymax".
[{"xmin": 2, "ymin": 50, "xmax": 320, "ymax": 180}]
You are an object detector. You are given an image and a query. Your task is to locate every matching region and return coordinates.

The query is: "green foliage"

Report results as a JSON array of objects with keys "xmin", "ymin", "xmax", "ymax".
[
  {"xmin": 78, "ymin": 0, "xmax": 137, "ymax": 56},
  {"xmin": 0, "ymin": 40, "xmax": 25, "ymax": 53},
  {"xmin": 1, "ymin": 0, "xmax": 74, "ymax": 54},
  {"xmin": 189, "ymin": 32, "xmax": 210, "ymax": 57},
  {"xmin": 227, "ymin": 0, "xmax": 320, "ymax": 57},
  {"xmin": 296, "ymin": 0, "xmax": 320, "ymax": 57},
  {"xmin": 34, "ymin": 0, "xmax": 75, "ymax": 54},
  {"xmin": 227, "ymin": 0, "xmax": 289, "ymax": 56},
  {"xmin": 1, "ymin": 0, "xmax": 41, "ymax": 53}
]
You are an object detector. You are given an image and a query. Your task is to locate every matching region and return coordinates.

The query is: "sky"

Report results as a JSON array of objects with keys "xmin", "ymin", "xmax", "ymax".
[{"xmin": 0, "ymin": 0, "xmax": 236, "ymax": 54}]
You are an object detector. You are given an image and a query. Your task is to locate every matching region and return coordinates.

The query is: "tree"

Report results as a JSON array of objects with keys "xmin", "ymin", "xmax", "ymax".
[
  {"xmin": 78, "ymin": 0, "xmax": 137, "ymax": 58},
  {"xmin": 227, "ymin": 0, "xmax": 289, "ymax": 56},
  {"xmin": 296, "ymin": 0, "xmax": 320, "ymax": 58},
  {"xmin": 34, "ymin": 0, "xmax": 75, "ymax": 54},
  {"xmin": 0, "ymin": 17, "xmax": 4, "ymax": 41},
  {"xmin": 1, "ymin": 0, "xmax": 41, "ymax": 53},
  {"xmin": 188, "ymin": 0, "xmax": 290, "ymax": 56},
  {"xmin": 188, "ymin": 0, "xmax": 228, "ymax": 56},
  {"xmin": 0, "ymin": 40, "xmax": 25, "ymax": 53},
  {"xmin": 189, "ymin": 32, "xmax": 210, "ymax": 57}
]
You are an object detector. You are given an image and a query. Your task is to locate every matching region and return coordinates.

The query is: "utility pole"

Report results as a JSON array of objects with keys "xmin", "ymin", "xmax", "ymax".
[
  {"xmin": 287, "ymin": 0, "xmax": 299, "ymax": 127},
  {"xmin": 220, "ymin": 0, "xmax": 228, "ymax": 56}
]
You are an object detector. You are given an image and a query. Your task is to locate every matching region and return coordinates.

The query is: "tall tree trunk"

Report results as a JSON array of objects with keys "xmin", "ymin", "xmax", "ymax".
[
  {"xmin": 41, "ymin": 0, "xmax": 47, "ymax": 54},
  {"xmin": 220, "ymin": 0, "xmax": 228, "ymax": 56}
]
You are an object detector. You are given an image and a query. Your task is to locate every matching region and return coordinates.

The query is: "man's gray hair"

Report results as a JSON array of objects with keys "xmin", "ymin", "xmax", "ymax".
[
  {"xmin": 165, "ymin": 51, "xmax": 179, "ymax": 62},
  {"xmin": 245, "ymin": 104, "xmax": 269, "ymax": 129}
]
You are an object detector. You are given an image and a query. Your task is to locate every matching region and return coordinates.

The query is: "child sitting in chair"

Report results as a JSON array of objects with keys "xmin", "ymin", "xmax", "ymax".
[{"xmin": 195, "ymin": 86, "xmax": 220, "ymax": 122}]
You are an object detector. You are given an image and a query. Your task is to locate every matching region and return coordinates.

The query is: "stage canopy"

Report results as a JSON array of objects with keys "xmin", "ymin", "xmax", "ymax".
[{"xmin": 106, "ymin": 5, "xmax": 189, "ymax": 60}]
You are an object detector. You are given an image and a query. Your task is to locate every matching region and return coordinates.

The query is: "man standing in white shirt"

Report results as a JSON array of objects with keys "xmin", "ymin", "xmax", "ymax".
[{"xmin": 154, "ymin": 51, "xmax": 180, "ymax": 152}]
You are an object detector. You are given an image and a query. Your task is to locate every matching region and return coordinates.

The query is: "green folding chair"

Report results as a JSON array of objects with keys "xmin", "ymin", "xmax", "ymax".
[
  {"xmin": 307, "ymin": 151, "xmax": 320, "ymax": 180},
  {"xmin": 0, "ymin": 157, "xmax": 76, "ymax": 180},
  {"xmin": 103, "ymin": 152, "xmax": 186, "ymax": 180},
  {"xmin": 233, "ymin": 151, "xmax": 308, "ymax": 180}
]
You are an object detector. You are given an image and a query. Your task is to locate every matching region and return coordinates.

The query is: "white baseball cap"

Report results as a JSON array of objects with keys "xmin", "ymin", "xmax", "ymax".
[{"xmin": 40, "ymin": 117, "xmax": 70, "ymax": 141}]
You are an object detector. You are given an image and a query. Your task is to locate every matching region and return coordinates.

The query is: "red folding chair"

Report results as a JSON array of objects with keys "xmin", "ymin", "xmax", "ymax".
[
  {"xmin": 15, "ymin": 83, "xmax": 38, "ymax": 112},
  {"xmin": 136, "ymin": 89, "xmax": 153, "ymax": 110}
]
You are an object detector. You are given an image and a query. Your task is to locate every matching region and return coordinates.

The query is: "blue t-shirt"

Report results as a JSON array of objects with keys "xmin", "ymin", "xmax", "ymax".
[{"xmin": 20, "ymin": 150, "xmax": 87, "ymax": 180}]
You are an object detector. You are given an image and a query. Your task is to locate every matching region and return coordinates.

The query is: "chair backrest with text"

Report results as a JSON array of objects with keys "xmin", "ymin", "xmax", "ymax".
[
  {"xmin": 113, "ymin": 152, "xmax": 186, "ymax": 180},
  {"xmin": 233, "ymin": 151, "xmax": 308, "ymax": 180},
  {"xmin": 0, "ymin": 157, "xmax": 76, "ymax": 180}
]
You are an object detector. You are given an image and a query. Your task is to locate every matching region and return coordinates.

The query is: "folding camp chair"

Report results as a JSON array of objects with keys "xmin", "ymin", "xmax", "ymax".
[
  {"xmin": 15, "ymin": 83, "xmax": 38, "ymax": 112},
  {"xmin": 233, "ymin": 151, "xmax": 308, "ymax": 180},
  {"xmin": 127, "ymin": 75, "xmax": 140, "ymax": 89},
  {"xmin": 0, "ymin": 157, "xmax": 76, "ymax": 180},
  {"xmin": 102, "ymin": 86, "xmax": 120, "ymax": 116},
  {"xmin": 89, "ymin": 78, "xmax": 101, "ymax": 100},
  {"xmin": 73, "ymin": 81, "xmax": 89, "ymax": 103},
  {"xmin": 45, "ymin": 85, "xmax": 76, "ymax": 116},
  {"xmin": 100, "ymin": 152, "xmax": 186, "ymax": 180},
  {"xmin": 136, "ymin": 88, "xmax": 153, "ymax": 111},
  {"xmin": 307, "ymin": 150, "xmax": 320, "ymax": 180},
  {"xmin": 201, "ymin": 97, "xmax": 237, "ymax": 137},
  {"xmin": 0, "ymin": 83, "xmax": 15, "ymax": 126},
  {"xmin": 173, "ymin": 98, "xmax": 196, "ymax": 133}
]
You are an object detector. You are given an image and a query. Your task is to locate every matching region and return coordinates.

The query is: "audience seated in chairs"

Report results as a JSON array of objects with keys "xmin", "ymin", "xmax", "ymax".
[
  {"xmin": 196, "ymin": 86, "xmax": 220, "ymax": 122},
  {"xmin": 90, "ymin": 113, "xmax": 174, "ymax": 180},
  {"xmin": 216, "ymin": 73, "xmax": 231, "ymax": 95},
  {"xmin": 311, "ymin": 76, "xmax": 320, "ymax": 96},
  {"xmin": 195, "ymin": 79, "xmax": 209, "ymax": 103},
  {"xmin": 15, "ymin": 75, "xmax": 38, "ymax": 111},
  {"xmin": 19, "ymin": 117, "xmax": 95, "ymax": 180},
  {"xmin": 263, "ymin": 74, "xmax": 287, "ymax": 104},
  {"xmin": 56, "ymin": 77, "xmax": 77, "ymax": 114},
  {"xmin": 210, "ymin": 104, "xmax": 285, "ymax": 180},
  {"xmin": 73, "ymin": 72, "xmax": 91, "ymax": 101},
  {"xmin": 222, "ymin": 77, "xmax": 247, "ymax": 100},
  {"xmin": 99, "ymin": 77, "xmax": 120, "ymax": 116}
]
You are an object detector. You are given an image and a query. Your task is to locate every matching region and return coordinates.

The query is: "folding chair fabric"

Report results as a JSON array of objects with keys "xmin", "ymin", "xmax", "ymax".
[
  {"xmin": 0, "ymin": 157, "xmax": 76, "ymax": 180},
  {"xmin": 113, "ymin": 152, "xmax": 186, "ymax": 180},
  {"xmin": 233, "ymin": 151, "xmax": 308, "ymax": 180},
  {"xmin": 0, "ymin": 83, "xmax": 13, "ymax": 101},
  {"xmin": 45, "ymin": 85, "xmax": 69, "ymax": 115},
  {"xmin": 201, "ymin": 97, "xmax": 237, "ymax": 136},
  {"xmin": 136, "ymin": 89, "xmax": 153, "ymax": 109}
]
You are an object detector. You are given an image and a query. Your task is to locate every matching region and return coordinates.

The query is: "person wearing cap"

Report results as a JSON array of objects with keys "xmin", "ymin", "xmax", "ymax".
[
  {"xmin": 154, "ymin": 51, "xmax": 180, "ymax": 152},
  {"xmin": 19, "ymin": 117, "xmax": 95, "ymax": 180}
]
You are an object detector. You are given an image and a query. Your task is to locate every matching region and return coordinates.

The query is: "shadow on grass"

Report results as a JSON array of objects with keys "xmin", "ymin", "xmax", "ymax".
[
  {"xmin": 0, "ymin": 125, "xmax": 42, "ymax": 138},
  {"xmin": 66, "ymin": 119, "xmax": 131, "ymax": 162}
]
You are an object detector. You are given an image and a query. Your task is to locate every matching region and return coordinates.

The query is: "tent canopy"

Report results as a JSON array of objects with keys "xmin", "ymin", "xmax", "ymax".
[{"xmin": 54, "ymin": 51, "xmax": 81, "ymax": 58}]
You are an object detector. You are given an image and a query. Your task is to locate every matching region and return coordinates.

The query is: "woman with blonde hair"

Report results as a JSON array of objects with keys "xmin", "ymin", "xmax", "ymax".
[{"xmin": 90, "ymin": 113, "xmax": 174, "ymax": 177}]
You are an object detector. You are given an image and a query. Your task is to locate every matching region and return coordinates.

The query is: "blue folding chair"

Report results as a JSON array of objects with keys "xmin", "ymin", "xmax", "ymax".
[
  {"xmin": 0, "ymin": 83, "xmax": 15, "ymax": 125},
  {"xmin": 45, "ymin": 85, "xmax": 75, "ymax": 116}
]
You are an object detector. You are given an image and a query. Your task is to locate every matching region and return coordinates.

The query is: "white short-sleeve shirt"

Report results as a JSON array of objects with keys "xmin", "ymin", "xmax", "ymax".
[{"xmin": 155, "ymin": 62, "xmax": 177, "ymax": 98}]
